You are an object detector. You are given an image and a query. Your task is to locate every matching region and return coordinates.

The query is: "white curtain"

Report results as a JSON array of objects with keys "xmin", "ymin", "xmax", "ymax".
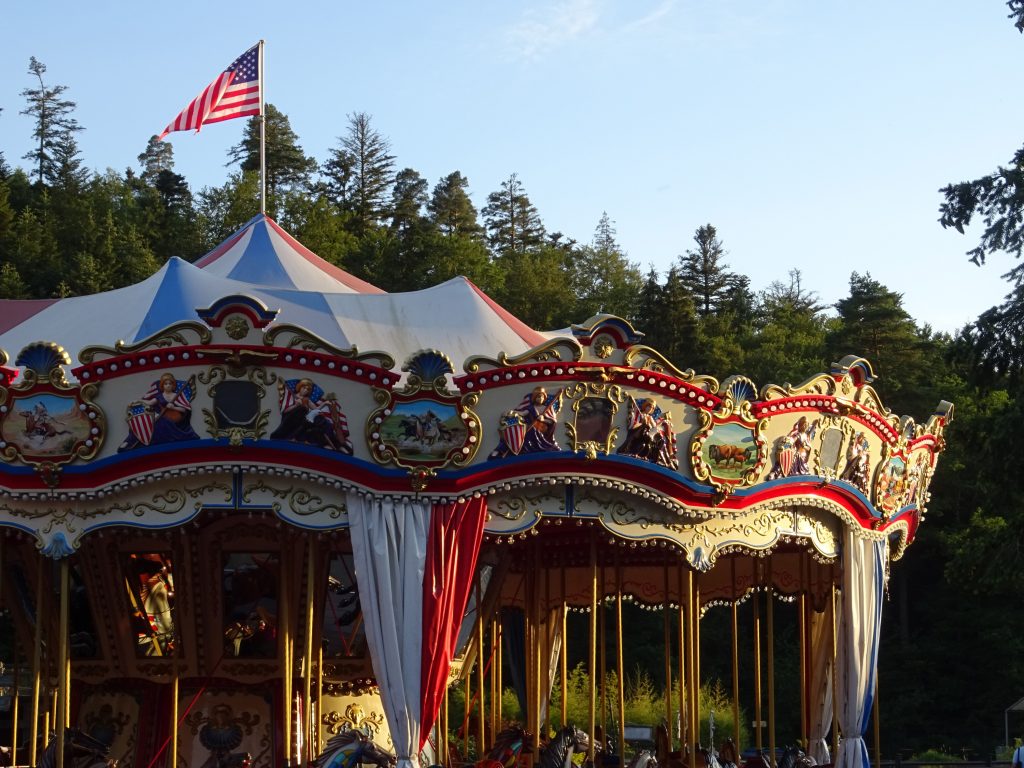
[
  {"xmin": 348, "ymin": 492, "xmax": 430, "ymax": 768},
  {"xmin": 808, "ymin": 604, "xmax": 834, "ymax": 764},
  {"xmin": 835, "ymin": 529, "xmax": 886, "ymax": 768}
]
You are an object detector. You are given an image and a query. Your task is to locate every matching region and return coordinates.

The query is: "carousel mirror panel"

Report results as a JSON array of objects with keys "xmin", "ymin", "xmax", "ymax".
[
  {"xmin": 67, "ymin": 561, "xmax": 99, "ymax": 659},
  {"xmin": 222, "ymin": 552, "xmax": 279, "ymax": 659},
  {"xmin": 125, "ymin": 552, "xmax": 178, "ymax": 658},
  {"xmin": 323, "ymin": 552, "xmax": 365, "ymax": 658}
]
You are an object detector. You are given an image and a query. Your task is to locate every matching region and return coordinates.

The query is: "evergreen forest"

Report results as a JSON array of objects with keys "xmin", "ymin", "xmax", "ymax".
[{"xmin": 2, "ymin": 7, "xmax": 1024, "ymax": 759}]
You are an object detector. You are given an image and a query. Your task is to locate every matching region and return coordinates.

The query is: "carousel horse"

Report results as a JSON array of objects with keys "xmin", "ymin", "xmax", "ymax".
[
  {"xmin": 537, "ymin": 724, "xmax": 592, "ymax": 768},
  {"xmin": 777, "ymin": 745, "xmax": 815, "ymax": 768},
  {"xmin": 717, "ymin": 740, "xmax": 739, "ymax": 768},
  {"xmin": 476, "ymin": 725, "xmax": 533, "ymax": 768},
  {"xmin": 654, "ymin": 724, "xmax": 720, "ymax": 768},
  {"xmin": 39, "ymin": 728, "xmax": 116, "ymax": 768},
  {"xmin": 313, "ymin": 729, "xmax": 397, "ymax": 768},
  {"xmin": 627, "ymin": 750, "xmax": 659, "ymax": 768},
  {"xmin": 740, "ymin": 750, "xmax": 769, "ymax": 768}
]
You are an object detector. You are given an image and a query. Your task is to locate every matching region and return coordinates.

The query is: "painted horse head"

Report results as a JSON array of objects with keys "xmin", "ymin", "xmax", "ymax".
[{"xmin": 313, "ymin": 729, "xmax": 397, "ymax": 768}]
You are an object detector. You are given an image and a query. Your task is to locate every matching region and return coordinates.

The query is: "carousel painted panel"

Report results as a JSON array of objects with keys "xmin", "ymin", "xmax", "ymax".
[
  {"xmin": 181, "ymin": 690, "xmax": 274, "ymax": 768},
  {"xmin": 77, "ymin": 690, "xmax": 140, "ymax": 768},
  {"xmin": 0, "ymin": 342, "xmax": 105, "ymax": 485}
]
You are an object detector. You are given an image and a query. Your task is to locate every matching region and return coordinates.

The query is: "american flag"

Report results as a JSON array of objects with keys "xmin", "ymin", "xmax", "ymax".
[{"xmin": 159, "ymin": 43, "xmax": 262, "ymax": 140}]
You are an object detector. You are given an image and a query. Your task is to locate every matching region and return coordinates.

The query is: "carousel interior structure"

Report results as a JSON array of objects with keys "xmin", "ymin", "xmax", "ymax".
[{"xmin": 0, "ymin": 215, "xmax": 952, "ymax": 768}]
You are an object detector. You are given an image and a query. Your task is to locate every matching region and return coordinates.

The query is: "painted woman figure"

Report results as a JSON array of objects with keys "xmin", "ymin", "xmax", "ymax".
[
  {"xmin": 767, "ymin": 415, "xmax": 819, "ymax": 479},
  {"xmin": 617, "ymin": 396, "xmax": 678, "ymax": 469},
  {"xmin": 489, "ymin": 386, "xmax": 562, "ymax": 459},
  {"xmin": 271, "ymin": 378, "xmax": 354, "ymax": 454},
  {"xmin": 839, "ymin": 431, "xmax": 871, "ymax": 493},
  {"xmin": 119, "ymin": 372, "xmax": 200, "ymax": 451}
]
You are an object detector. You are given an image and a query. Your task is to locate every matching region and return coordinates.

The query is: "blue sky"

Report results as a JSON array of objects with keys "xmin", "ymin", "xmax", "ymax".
[{"xmin": 2, "ymin": 1, "xmax": 1022, "ymax": 334}]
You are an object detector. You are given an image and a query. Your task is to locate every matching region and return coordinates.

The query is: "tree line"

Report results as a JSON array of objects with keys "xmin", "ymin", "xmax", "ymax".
[{"xmin": 2, "ymin": 23, "xmax": 1024, "ymax": 756}]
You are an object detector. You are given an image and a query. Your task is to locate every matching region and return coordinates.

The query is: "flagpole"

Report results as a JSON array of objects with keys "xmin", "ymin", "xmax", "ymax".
[{"xmin": 258, "ymin": 39, "xmax": 266, "ymax": 215}]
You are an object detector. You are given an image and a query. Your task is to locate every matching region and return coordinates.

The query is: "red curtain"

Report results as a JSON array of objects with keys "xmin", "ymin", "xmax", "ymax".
[{"xmin": 419, "ymin": 497, "xmax": 487, "ymax": 750}]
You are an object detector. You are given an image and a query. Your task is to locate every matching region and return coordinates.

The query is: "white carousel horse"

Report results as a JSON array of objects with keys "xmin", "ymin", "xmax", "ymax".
[
  {"xmin": 628, "ymin": 750, "xmax": 660, "ymax": 768},
  {"xmin": 313, "ymin": 729, "xmax": 397, "ymax": 768}
]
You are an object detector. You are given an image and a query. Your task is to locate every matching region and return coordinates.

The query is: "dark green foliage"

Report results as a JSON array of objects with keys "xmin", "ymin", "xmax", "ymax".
[
  {"xmin": 227, "ymin": 103, "xmax": 317, "ymax": 215},
  {"xmin": 826, "ymin": 272, "xmax": 927, "ymax": 415}
]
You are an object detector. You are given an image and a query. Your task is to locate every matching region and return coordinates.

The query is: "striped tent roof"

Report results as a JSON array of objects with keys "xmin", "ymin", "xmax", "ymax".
[
  {"xmin": 0, "ymin": 221, "xmax": 549, "ymax": 373},
  {"xmin": 195, "ymin": 214, "xmax": 384, "ymax": 293}
]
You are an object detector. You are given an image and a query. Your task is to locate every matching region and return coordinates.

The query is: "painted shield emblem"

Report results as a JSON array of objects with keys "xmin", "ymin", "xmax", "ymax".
[
  {"xmin": 127, "ymin": 403, "xmax": 155, "ymax": 446},
  {"xmin": 776, "ymin": 445, "xmax": 794, "ymax": 477},
  {"xmin": 501, "ymin": 417, "xmax": 527, "ymax": 456}
]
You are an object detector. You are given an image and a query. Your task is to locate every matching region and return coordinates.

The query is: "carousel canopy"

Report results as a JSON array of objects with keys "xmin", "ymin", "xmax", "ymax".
[
  {"xmin": 0, "ymin": 217, "xmax": 550, "ymax": 370},
  {"xmin": 195, "ymin": 214, "xmax": 384, "ymax": 293}
]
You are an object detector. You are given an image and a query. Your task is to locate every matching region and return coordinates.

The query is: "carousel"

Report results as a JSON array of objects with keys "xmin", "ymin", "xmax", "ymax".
[{"xmin": 0, "ymin": 214, "xmax": 952, "ymax": 768}]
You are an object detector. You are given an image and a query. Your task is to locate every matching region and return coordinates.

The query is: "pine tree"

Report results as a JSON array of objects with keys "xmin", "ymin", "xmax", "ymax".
[
  {"xmin": 227, "ymin": 104, "xmax": 316, "ymax": 211},
  {"xmin": 323, "ymin": 112, "xmax": 395, "ymax": 235},
  {"xmin": 390, "ymin": 168, "xmax": 428, "ymax": 233},
  {"xmin": 20, "ymin": 57, "xmax": 83, "ymax": 187},
  {"xmin": 572, "ymin": 212, "xmax": 644, "ymax": 322},
  {"xmin": 428, "ymin": 171, "xmax": 484, "ymax": 240},
  {"xmin": 827, "ymin": 272, "xmax": 925, "ymax": 413},
  {"xmin": 138, "ymin": 136, "xmax": 175, "ymax": 180},
  {"xmin": 678, "ymin": 224, "xmax": 733, "ymax": 317},
  {"xmin": 482, "ymin": 173, "xmax": 545, "ymax": 257}
]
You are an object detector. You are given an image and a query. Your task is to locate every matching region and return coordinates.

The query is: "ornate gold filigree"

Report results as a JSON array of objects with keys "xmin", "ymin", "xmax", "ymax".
[
  {"xmin": 563, "ymin": 381, "xmax": 625, "ymax": 458},
  {"xmin": 263, "ymin": 324, "xmax": 395, "ymax": 369},
  {"xmin": 463, "ymin": 337, "xmax": 583, "ymax": 373},
  {"xmin": 322, "ymin": 703, "xmax": 386, "ymax": 736},
  {"xmin": 79, "ymin": 322, "xmax": 212, "ymax": 363},
  {"xmin": 289, "ymin": 490, "xmax": 346, "ymax": 519},
  {"xmin": 225, "ymin": 316, "xmax": 250, "ymax": 340}
]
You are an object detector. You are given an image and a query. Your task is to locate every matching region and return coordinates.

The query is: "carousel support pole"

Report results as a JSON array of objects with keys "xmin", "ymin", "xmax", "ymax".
[
  {"xmin": 799, "ymin": 554, "xmax": 810, "ymax": 745},
  {"xmin": 282, "ymin": 549, "xmax": 293, "ymax": 767},
  {"xmin": 532, "ymin": 548, "xmax": 540, "ymax": 757},
  {"xmin": 616, "ymin": 555, "xmax": 626, "ymax": 767},
  {"xmin": 497, "ymin": 613, "xmax": 504, "ymax": 730},
  {"xmin": 600, "ymin": 561, "xmax": 607, "ymax": 746},
  {"xmin": 170, "ymin": 668, "xmax": 179, "ymax": 768},
  {"xmin": 304, "ymin": 537, "xmax": 316, "ymax": 767},
  {"xmin": 477, "ymin": 577, "xmax": 486, "ymax": 755},
  {"xmin": 752, "ymin": 591, "xmax": 762, "ymax": 753},
  {"xmin": 560, "ymin": 563, "xmax": 568, "ymax": 728},
  {"xmin": 317, "ymin": 645, "xmax": 324, "ymax": 758},
  {"xmin": 678, "ymin": 566, "xmax": 686, "ymax": 751},
  {"xmin": 766, "ymin": 588, "xmax": 776, "ymax": 768},
  {"xmin": 687, "ymin": 569, "xmax": 696, "ymax": 768},
  {"xmin": 464, "ymin": 655, "xmax": 472, "ymax": 757},
  {"xmin": 30, "ymin": 555, "xmax": 44, "ymax": 767},
  {"xmin": 731, "ymin": 561, "xmax": 740, "ymax": 754},
  {"xmin": 830, "ymin": 584, "xmax": 839, "ymax": 761},
  {"xmin": 663, "ymin": 563, "xmax": 673, "ymax": 753},
  {"xmin": 588, "ymin": 535, "xmax": 598, "ymax": 764},
  {"xmin": 56, "ymin": 558, "xmax": 69, "ymax": 768},
  {"xmin": 490, "ymin": 614, "xmax": 498, "ymax": 740},
  {"xmin": 536, "ymin": 544, "xmax": 544, "ymax": 749},
  {"xmin": 11, "ymin": 645, "xmax": 19, "ymax": 767}
]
